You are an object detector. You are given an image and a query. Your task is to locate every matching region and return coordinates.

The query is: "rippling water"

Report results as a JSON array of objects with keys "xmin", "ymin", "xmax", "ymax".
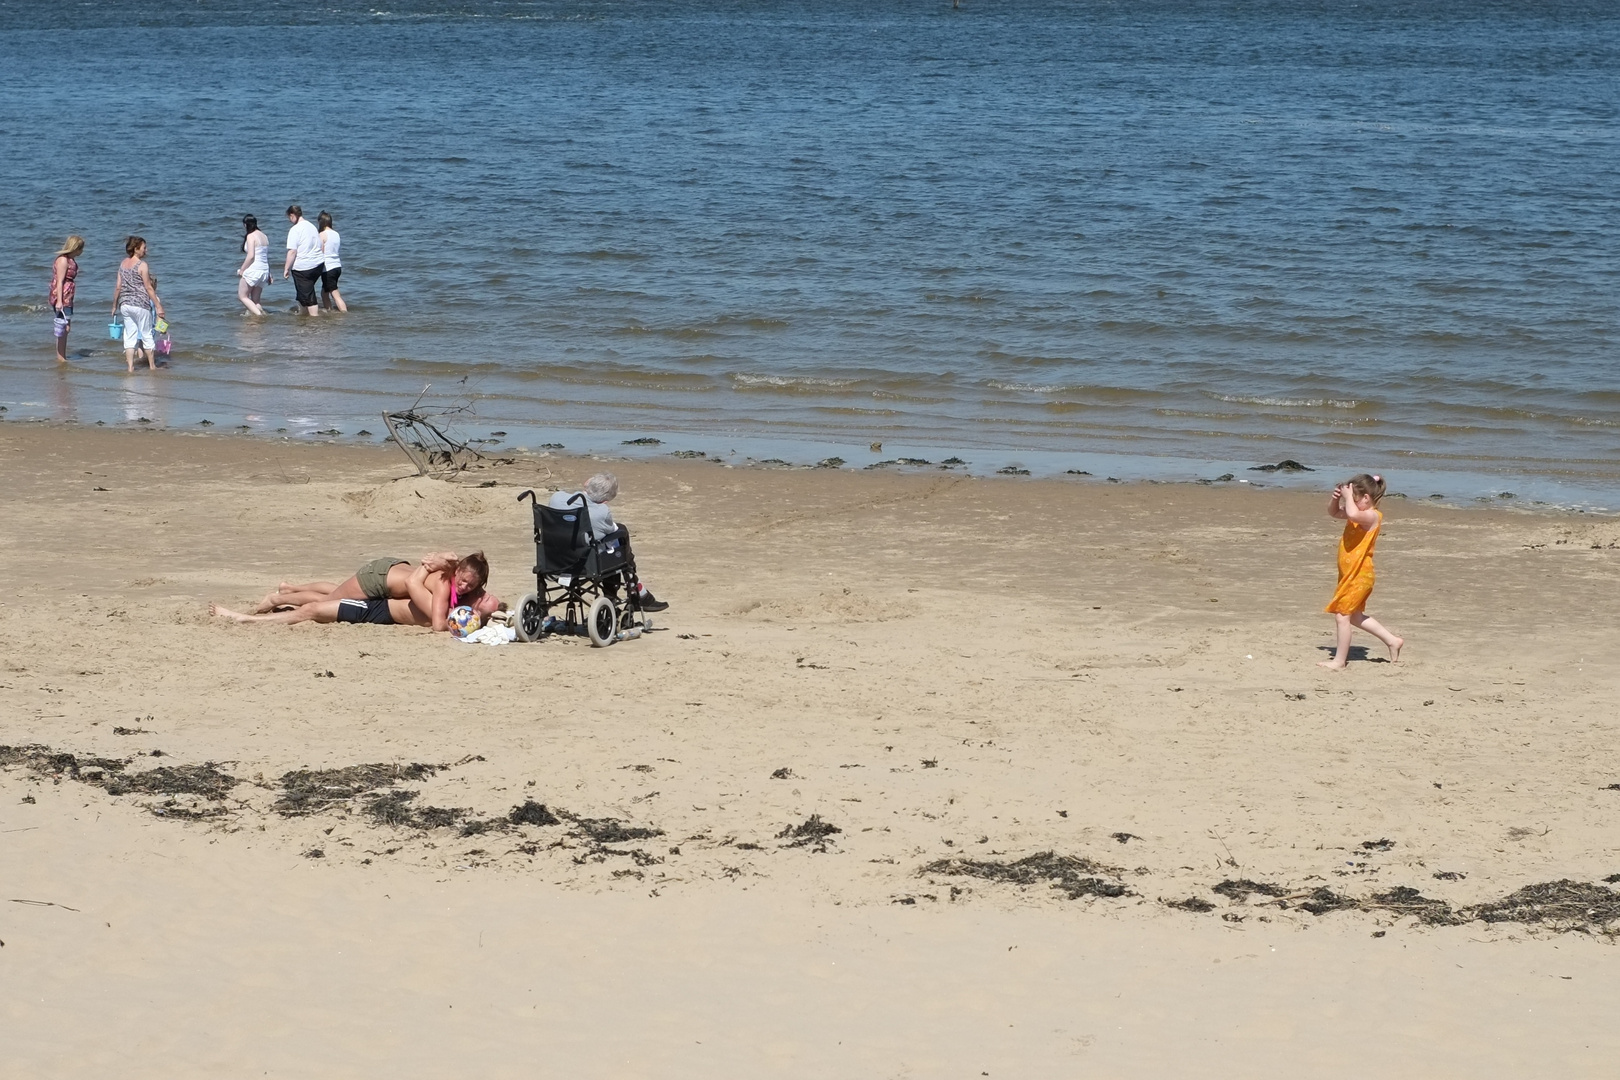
[{"xmin": 2, "ymin": 1, "xmax": 1617, "ymax": 504}]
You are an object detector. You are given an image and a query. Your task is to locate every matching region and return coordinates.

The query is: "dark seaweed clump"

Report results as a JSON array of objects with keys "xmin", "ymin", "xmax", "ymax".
[
  {"xmin": 0, "ymin": 744, "xmax": 127, "ymax": 779},
  {"xmin": 103, "ymin": 764, "xmax": 238, "ymax": 800},
  {"xmin": 1296, "ymin": 887, "xmax": 1357, "ymax": 915},
  {"xmin": 777, "ymin": 814, "xmax": 842, "ymax": 851},
  {"xmin": 360, "ymin": 789, "xmax": 470, "ymax": 830},
  {"xmin": 568, "ymin": 815, "xmax": 664, "ymax": 844},
  {"xmin": 509, "ymin": 800, "xmax": 561, "ymax": 827},
  {"xmin": 1368, "ymin": 886, "xmax": 1455, "ymax": 925},
  {"xmin": 1466, "ymin": 880, "xmax": 1620, "ymax": 929},
  {"xmin": 924, "ymin": 852, "xmax": 1130, "ymax": 900},
  {"xmin": 1164, "ymin": 896, "xmax": 1217, "ymax": 913},
  {"xmin": 275, "ymin": 763, "xmax": 444, "ymax": 815},
  {"xmin": 1213, "ymin": 879, "xmax": 1288, "ymax": 901}
]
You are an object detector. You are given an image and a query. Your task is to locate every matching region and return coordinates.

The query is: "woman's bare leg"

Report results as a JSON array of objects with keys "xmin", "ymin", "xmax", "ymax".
[
  {"xmin": 1318, "ymin": 613, "xmax": 1354, "ymax": 669},
  {"xmin": 1351, "ymin": 613, "xmax": 1403, "ymax": 662},
  {"xmin": 253, "ymin": 587, "xmax": 340, "ymax": 613},
  {"xmin": 238, "ymin": 277, "xmax": 265, "ymax": 316},
  {"xmin": 55, "ymin": 325, "xmax": 69, "ymax": 364},
  {"xmin": 124, "ymin": 347, "xmax": 137, "ymax": 372}
]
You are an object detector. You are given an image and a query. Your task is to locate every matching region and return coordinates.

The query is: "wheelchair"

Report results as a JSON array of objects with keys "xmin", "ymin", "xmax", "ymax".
[{"xmin": 513, "ymin": 490, "xmax": 653, "ymax": 647}]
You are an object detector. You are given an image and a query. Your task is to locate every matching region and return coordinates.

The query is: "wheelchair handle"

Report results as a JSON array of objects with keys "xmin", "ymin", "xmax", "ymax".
[{"xmin": 517, "ymin": 489, "xmax": 536, "ymax": 503}]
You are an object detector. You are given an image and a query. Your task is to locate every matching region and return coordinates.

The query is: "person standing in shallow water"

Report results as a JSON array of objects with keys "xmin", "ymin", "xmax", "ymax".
[
  {"xmin": 236, "ymin": 215, "xmax": 271, "ymax": 315},
  {"xmin": 112, "ymin": 235, "xmax": 165, "ymax": 372},
  {"xmin": 317, "ymin": 211, "xmax": 346, "ymax": 312},
  {"xmin": 50, "ymin": 235, "xmax": 83, "ymax": 363},
  {"xmin": 281, "ymin": 204, "xmax": 323, "ymax": 316},
  {"xmin": 1319, "ymin": 472, "xmax": 1404, "ymax": 669}
]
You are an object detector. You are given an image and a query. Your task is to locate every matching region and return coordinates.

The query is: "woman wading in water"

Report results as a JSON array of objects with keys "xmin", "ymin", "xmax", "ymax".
[
  {"xmin": 49, "ymin": 235, "xmax": 83, "ymax": 364},
  {"xmin": 236, "ymin": 215, "xmax": 271, "ymax": 315}
]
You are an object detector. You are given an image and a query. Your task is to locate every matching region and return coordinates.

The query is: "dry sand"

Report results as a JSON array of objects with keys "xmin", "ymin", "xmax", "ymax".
[{"xmin": 2, "ymin": 423, "xmax": 1618, "ymax": 1077}]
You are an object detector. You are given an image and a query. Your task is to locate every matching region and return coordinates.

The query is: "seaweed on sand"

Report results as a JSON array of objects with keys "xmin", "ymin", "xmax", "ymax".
[
  {"xmin": 1295, "ymin": 887, "xmax": 1357, "ymax": 915},
  {"xmin": 508, "ymin": 800, "xmax": 561, "ymax": 827},
  {"xmin": 1212, "ymin": 879, "xmax": 1288, "ymax": 902},
  {"xmin": 1164, "ymin": 896, "xmax": 1217, "ymax": 913},
  {"xmin": 1461, "ymin": 880, "xmax": 1620, "ymax": 931},
  {"xmin": 102, "ymin": 764, "xmax": 239, "ymax": 800},
  {"xmin": 567, "ymin": 815, "xmax": 664, "ymax": 844},
  {"xmin": 1368, "ymin": 886, "xmax": 1456, "ymax": 925},
  {"xmin": 274, "ymin": 762, "xmax": 444, "ymax": 815},
  {"xmin": 359, "ymin": 790, "xmax": 470, "ymax": 830},
  {"xmin": 923, "ymin": 852, "xmax": 1130, "ymax": 900},
  {"xmin": 0, "ymin": 744, "xmax": 127, "ymax": 780},
  {"xmin": 776, "ymin": 814, "xmax": 841, "ymax": 851}
]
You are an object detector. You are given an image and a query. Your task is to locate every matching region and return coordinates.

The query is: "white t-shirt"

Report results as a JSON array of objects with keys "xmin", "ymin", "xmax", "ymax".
[
  {"xmin": 286, "ymin": 217, "xmax": 324, "ymax": 271},
  {"xmin": 320, "ymin": 228, "xmax": 341, "ymax": 269}
]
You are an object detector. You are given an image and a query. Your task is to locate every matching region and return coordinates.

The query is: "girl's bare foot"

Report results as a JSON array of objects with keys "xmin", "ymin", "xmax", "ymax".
[
  {"xmin": 1317, "ymin": 658, "xmax": 1347, "ymax": 670},
  {"xmin": 1387, "ymin": 637, "xmax": 1404, "ymax": 662},
  {"xmin": 210, "ymin": 603, "xmax": 251, "ymax": 622},
  {"xmin": 252, "ymin": 592, "xmax": 283, "ymax": 614}
]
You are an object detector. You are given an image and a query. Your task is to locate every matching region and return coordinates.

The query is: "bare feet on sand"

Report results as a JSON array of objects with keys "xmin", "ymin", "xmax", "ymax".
[
  {"xmin": 210, "ymin": 603, "xmax": 250, "ymax": 622},
  {"xmin": 1387, "ymin": 636, "xmax": 1404, "ymax": 662},
  {"xmin": 1317, "ymin": 658, "xmax": 1347, "ymax": 670}
]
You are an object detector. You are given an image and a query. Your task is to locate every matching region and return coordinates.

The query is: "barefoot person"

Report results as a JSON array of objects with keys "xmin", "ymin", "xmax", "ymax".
[
  {"xmin": 317, "ymin": 211, "xmax": 346, "ymax": 312},
  {"xmin": 218, "ymin": 554, "xmax": 501, "ymax": 631},
  {"xmin": 236, "ymin": 215, "xmax": 271, "ymax": 315},
  {"xmin": 112, "ymin": 236, "xmax": 165, "ymax": 372},
  {"xmin": 50, "ymin": 235, "xmax": 83, "ymax": 364},
  {"xmin": 281, "ymin": 205, "xmax": 323, "ymax": 316},
  {"xmin": 1319, "ymin": 473, "xmax": 1404, "ymax": 670},
  {"xmin": 251, "ymin": 552, "xmax": 501, "ymax": 629}
]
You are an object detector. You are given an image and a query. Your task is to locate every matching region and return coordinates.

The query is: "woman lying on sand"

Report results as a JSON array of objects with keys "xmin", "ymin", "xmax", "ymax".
[
  {"xmin": 214, "ymin": 553, "xmax": 501, "ymax": 631},
  {"xmin": 255, "ymin": 552, "xmax": 484, "ymax": 612}
]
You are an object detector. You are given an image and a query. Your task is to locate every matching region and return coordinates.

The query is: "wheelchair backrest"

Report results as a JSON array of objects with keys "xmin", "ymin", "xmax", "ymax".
[{"xmin": 535, "ymin": 501, "xmax": 594, "ymax": 574}]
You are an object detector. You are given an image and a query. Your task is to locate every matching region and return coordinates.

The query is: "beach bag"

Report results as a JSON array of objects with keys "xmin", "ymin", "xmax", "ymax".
[{"xmin": 156, "ymin": 328, "xmax": 172, "ymax": 356}]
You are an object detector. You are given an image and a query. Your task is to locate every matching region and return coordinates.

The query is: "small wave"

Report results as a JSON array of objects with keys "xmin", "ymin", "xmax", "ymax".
[
  {"xmin": 1204, "ymin": 393, "xmax": 1361, "ymax": 409},
  {"xmin": 730, "ymin": 373, "xmax": 859, "ymax": 391}
]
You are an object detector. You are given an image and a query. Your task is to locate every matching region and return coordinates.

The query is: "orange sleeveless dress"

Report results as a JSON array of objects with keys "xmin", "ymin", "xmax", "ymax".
[{"xmin": 1326, "ymin": 510, "xmax": 1381, "ymax": 615}]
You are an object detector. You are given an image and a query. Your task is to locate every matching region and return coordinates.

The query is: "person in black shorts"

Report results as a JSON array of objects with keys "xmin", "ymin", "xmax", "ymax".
[
  {"xmin": 210, "ymin": 595, "xmax": 428, "ymax": 627},
  {"xmin": 281, "ymin": 205, "xmax": 325, "ymax": 316}
]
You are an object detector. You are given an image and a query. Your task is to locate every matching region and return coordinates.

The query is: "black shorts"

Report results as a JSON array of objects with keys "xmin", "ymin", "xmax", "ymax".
[
  {"xmin": 291, "ymin": 264, "xmax": 324, "ymax": 307},
  {"xmin": 336, "ymin": 598, "xmax": 394, "ymax": 625},
  {"xmin": 321, "ymin": 265, "xmax": 342, "ymax": 292}
]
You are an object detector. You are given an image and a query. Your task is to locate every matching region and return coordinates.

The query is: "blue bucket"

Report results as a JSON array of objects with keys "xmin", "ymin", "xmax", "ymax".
[{"xmin": 108, "ymin": 320, "xmax": 123, "ymax": 340}]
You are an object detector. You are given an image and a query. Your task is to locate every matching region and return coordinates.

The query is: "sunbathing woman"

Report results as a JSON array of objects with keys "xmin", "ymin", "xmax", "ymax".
[
  {"xmin": 216, "ymin": 553, "xmax": 500, "ymax": 631},
  {"xmin": 255, "ymin": 552, "xmax": 472, "ymax": 611}
]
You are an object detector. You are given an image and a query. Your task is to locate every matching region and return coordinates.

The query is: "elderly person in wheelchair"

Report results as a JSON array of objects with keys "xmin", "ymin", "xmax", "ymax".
[{"xmin": 512, "ymin": 472, "xmax": 667, "ymax": 646}]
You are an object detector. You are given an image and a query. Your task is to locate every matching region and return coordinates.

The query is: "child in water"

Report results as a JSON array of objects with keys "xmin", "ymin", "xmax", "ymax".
[{"xmin": 1320, "ymin": 472, "xmax": 1404, "ymax": 669}]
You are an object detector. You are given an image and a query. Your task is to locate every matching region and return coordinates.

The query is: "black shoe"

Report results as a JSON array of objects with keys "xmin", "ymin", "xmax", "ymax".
[{"xmin": 636, "ymin": 586, "xmax": 670, "ymax": 613}]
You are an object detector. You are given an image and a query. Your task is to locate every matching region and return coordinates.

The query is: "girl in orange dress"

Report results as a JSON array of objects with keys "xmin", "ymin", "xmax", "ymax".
[{"xmin": 1320, "ymin": 472, "xmax": 1404, "ymax": 669}]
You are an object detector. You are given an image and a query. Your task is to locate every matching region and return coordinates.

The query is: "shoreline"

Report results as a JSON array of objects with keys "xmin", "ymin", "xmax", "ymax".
[
  {"xmin": 3, "ymin": 412, "xmax": 1613, "ymax": 518},
  {"xmin": 4, "ymin": 422, "xmax": 1618, "ymax": 1073}
]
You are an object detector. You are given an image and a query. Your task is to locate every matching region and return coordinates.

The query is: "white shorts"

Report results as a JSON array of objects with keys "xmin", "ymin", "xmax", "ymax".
[
  {"xmin": 243, "ymin": 266, "xmax": 270, "ymax": 287},
  {"xmin": 121, "ymin": 304, "xmax": 154, "ymax": 349}
]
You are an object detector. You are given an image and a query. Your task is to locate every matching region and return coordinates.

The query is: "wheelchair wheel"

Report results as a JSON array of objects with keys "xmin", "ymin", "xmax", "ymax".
[
  {"xmin": 586, "ymin": 595, "xmax": 618, "ymax": 647},
  {"xmin": 514, "ymin": 592, "xmax": 544, "ymax": 643}
]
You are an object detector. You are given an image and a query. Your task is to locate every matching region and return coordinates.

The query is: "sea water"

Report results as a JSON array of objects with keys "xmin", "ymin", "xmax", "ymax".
[{"xmin": 1, "ymin": 0, "xmax": 1616, "ymax": 506}]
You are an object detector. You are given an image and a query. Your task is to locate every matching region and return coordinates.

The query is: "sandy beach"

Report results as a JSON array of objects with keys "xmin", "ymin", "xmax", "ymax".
[{"xmin": 3, "ymin": 423, "xmax": 1618, "ymax": 1077}]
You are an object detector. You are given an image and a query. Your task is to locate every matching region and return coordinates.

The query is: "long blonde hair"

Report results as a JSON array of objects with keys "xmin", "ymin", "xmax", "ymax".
[{"xmin": 56, "ymin": 235, "xmax": 84, "ymax": 258}]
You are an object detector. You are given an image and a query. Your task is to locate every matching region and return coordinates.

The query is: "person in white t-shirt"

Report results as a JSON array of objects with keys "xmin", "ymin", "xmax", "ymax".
[
  {"xmin": 280, "ymin": 204, "xmax": 324, "ymax": 316},
  {"xmin": 316, "ymin": 210, "xmax": 346, "ymax": 312}
]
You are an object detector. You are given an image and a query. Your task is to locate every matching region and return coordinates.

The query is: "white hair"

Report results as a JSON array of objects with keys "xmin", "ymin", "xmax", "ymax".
[{"xmin": 584, "ymin": 472, "xmax": 619, "ymax": 503}]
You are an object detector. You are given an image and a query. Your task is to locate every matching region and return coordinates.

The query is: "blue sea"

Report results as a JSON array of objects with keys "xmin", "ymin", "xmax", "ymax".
[{"xmin": 1, "ymin": 0, "xmax": 1617, "ymax": 505}]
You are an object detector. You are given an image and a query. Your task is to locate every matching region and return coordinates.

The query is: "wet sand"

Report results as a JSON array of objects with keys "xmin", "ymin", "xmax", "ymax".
[{"xmin": 2, "ymin": 424, "xmax": 1618, "ymax": 1076}]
